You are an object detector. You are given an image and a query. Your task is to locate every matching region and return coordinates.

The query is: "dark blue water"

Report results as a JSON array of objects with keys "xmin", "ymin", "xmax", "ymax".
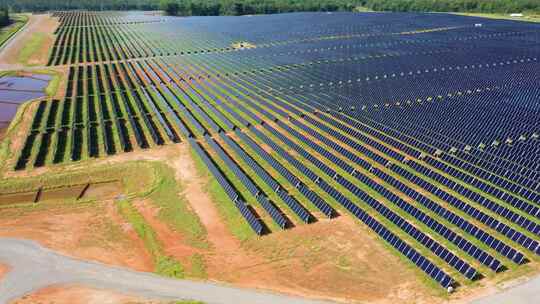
[{"xmin": 0, "ymin": 75, "xmax": 50, "ymax": 135}]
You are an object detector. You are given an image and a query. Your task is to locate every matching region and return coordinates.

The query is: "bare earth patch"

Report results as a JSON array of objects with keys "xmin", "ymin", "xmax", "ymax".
[
  {"xmin": 0, "ymin": 201, "xmax": 153, "ymax": 272},
  {"xmin": 10, "ymin": 285, "xmax": 152, "ymax": 304},
  {"xmin": 162, "ymin": 144, "xmax": 437, "ymax": 303},
  {"xmin": 0, "ymin": 263, "xmax": 9, "ymax": 281},
  {"xmin": 0, "ymin": 14, "xmax": 58, "ymax": 67},
  {"xmin": 0, "ymin": 142, "xmax": 441, "ymax": 303}
]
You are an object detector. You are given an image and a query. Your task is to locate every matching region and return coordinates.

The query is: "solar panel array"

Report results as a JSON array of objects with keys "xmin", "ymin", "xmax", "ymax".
[{"xmin": 15, "ymin": 11, "xmax": 540, "ymax": 290}]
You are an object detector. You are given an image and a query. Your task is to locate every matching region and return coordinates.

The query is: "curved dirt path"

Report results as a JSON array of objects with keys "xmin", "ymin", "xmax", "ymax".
[{"xmin": 0, "ymin": 238, "xmax": 335, "ymax": 304}]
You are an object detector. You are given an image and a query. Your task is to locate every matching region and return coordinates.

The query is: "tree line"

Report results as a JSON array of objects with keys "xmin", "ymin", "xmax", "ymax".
[
  {"xmin": 359, "ymin": 0, "xmax": 540, "ymax": 14},
  {"xmin": 7, "ymin": 0, "xmax": 357, "ymax": 15},
  {"xmin": 0, "ymin": 7, "xmax": 9, "ymax": 27},
  {"xmin": 160, "ymin": 0, "xmax": 357, "ymax": 16},
  {"xmin": 4, "ymin": 0, "xmax": 540, "ymax": 15}
]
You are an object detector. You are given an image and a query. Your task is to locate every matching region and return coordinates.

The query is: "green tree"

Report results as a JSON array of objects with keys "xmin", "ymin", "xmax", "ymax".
[
  {"xmin": 161, "ymin": 0, "xmax": 180, "ymax": 16},
  {"xmin": 0, "ymin": 7, "xmax": 9, "ymax": 27}
]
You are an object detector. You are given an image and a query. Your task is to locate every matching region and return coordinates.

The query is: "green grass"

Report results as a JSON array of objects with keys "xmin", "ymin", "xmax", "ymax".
[
  {"xmin": 0, "ymin": 158, "xmax": 209, "ymax": 279},
  {"xmin": 117, "ymin": 199, "xmax": 185, "ymax": 279},
  {"xmin": 18, "ymin": 32, "xmax": 46, "ymax": 65},
  {"xmin": 146, "ymin": 162, "xmax": 208, "ymax": 249},
  {"xmin": 0, "ymin": 100, "xmax": 37, "ymax": 175},
  {"xmin": 454, "ymin": 12, "xmax": 540, "ymax": 23},
  {"xmin": 189, "ymin": 253, "xmax": 207, "ymax": 279},
  {"xmin": 0, "ymin": 161, "xmax": 155, "ymax": 197},
  {"xmin": 37, "ymin": 69, "xmax": 64, "ymax": 97},
  {"xmin": 189, "ymin": 146, "xmax": 255, "ymax": 241},
  {"xmin": 354, "ymin": 6, "xmax": 374, "ymax": 12},
  {"xmin": 0, "ymin": 14, "xmax": 28, "ymax": 48}
]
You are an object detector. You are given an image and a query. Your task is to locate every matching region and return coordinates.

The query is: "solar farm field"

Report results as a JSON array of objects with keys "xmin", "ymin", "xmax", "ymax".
[{"xmin": 12, "ymin": 10, "xmax": 540, "ymax": 294}]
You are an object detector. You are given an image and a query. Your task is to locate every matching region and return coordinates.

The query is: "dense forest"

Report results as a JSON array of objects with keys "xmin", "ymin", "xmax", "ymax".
[
  {"xmin": 160, "ymin": 0, "xmax": 357, "ymax": 16},
  {"xmin": 0, "ymin": 7, "xmax": 9, "ymax": 26},
  {"xmin": 6, "ymin": 0, "xmax": 540, "ymax": 15}
]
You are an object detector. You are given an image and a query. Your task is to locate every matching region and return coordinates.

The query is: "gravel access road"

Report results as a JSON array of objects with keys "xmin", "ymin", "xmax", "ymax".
[{"xmin": 0, "ymin": 238, "xmax": 335, "ymax": 304}]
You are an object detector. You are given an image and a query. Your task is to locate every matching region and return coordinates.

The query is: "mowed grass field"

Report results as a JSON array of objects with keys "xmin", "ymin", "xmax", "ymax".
[{"xmin": 0, "ymin": 10, "xmax": 539, "ymax": 304}]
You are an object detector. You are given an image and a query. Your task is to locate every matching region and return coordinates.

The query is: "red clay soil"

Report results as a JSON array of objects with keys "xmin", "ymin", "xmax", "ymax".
[
  {"xmin": 134, "ymin": 200, "xmax": 203, "ymax": 266},
  {"xmin": 9, "ymin": 285, "xmax": 155, "ymax": 304},
  {"xmin": 0, "ymin": 263, "xmax": 9, "ymax": 281},
  {"xmin": 0, "ymin": 143, "xmax": 440, "ymax": 303},
  {"xmin": 0, "ymin": 201, "xmax": 153, "ymax": 273},
  {"xmin": 164, "ymin": 144, "xmax": 438, "ymax": 303}
]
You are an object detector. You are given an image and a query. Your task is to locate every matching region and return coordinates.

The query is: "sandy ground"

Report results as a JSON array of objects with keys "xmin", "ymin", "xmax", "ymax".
[{"xmin": 0, "ymin": 14, "xmax": 58, "ymax": 68}]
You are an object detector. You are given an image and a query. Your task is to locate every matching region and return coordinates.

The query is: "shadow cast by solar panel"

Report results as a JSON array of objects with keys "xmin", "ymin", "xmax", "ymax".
[
  {"xmin": 264, "ymin": 196, "xmax": 296, "ymax": 229},
  {"xmin": 303, "ymin": 207, "xmax": 318, "ymax": 224},
  {"xmin": 245, "ymin": 204, "xmax": 272, "ymax": 235},
  {"xmin": 327, "ymin": 209, "xmax": 341, "ymax": 219},
  {"xmin": 495, "ymin": 264, "xmax": 509, "ymax": 274},
  {"xmin": 471, "ymin": 272, "xmax": 485, "ymax": 282}
]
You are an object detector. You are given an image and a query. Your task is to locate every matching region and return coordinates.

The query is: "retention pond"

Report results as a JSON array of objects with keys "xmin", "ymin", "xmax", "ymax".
[{"xmin": 0, "ymin": 74, "xmax": 50, "ymax": 138}]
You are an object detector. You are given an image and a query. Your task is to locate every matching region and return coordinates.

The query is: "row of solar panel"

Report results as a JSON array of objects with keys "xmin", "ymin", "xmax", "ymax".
[
  {"xmin": 272, "ymin": 117, "xmax": 480, "ymax": 280},
  {"xmin": 237, "ymin": 57, "xmax": 540, "ymax": 209},
  {"xmin": 188, "ymin": 138, "xmax": 264, "ymax": 235},
  {"xmin": 284, "ymin": 95, "xmax": 537, "ymax": 240},
  {"xmin": 373, "ymin": 167, "xmax": 503, "ymax": 272},
  {"xmin": 396, "ymin": 164, "xmax": 539, "ymax": 257},
  {"xmin": 220, "ymin": 132, "xmax": 314, "ymax": 223},
  {"xmin": 222, "ymin": 85, "xmax": 479, "ymax": 282},
  {"xmin": 454, "ymin": 149, "xmax": 539, "ymax": 185},
  {"xmin": 204, "ymin": 135, "xmax": 288, "ymax": 229},
  {"xmin": 425, "ymin": 156, "xmax": 539, "ymax": 220},
  {"xmin": 218, "ymin": 67, "xmax": 536, "ymax": 284},
  {"xmin": 347, "ymin": 99, "xmax": 539, "ymax": 207},
  {"xmin": 258, "ymin": 121, "xmax": 455, "ymax": 288},
  {"xmin": 288, "ymin": 107, "xmax": 539, "ymax": 259},
  {"xmin": 286, "ymin": 95, "xmax": 536, "ymax": 262},
  {"xmin": 322, "ymin": 108, "xmax": 537, "ymax": 231},
  {"xmin": 292, "ymin": 112, "xmax": 503, "ymax": 273},
  {"xmin": 236, "ymin": 128, "xmax": 336, "ymax": 218},
  {"xmin": 232, "ymin": 85, "xmax": 538, "ymax": 266},
  {"xmin": 440, "ymin": 154, "xmax": 539, "ymax": 206}
]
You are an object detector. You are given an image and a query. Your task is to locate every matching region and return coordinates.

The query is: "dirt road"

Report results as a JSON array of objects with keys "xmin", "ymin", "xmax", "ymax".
[
  {"xmin": 0, "ymin": 238, "xmax": 336, "ymax": 304},
  {"xmin": 0, "ymin": 14, "xmax": 57, "ymax": 70}
]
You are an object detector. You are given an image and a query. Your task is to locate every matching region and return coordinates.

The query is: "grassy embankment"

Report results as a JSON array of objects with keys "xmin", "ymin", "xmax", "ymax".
[
  {"xmin": 0, "ymin": 160, "xmax": 208, "ymax": 280},
  {"xmin": 0, "ymin": 14, "xmax": 28, "ymax": 48},
  {"xmin": 0, "ymin": 69, "xmax": 63, "ymax": 97},
  {"xmin": 17, "ymin": 31, "xmax": 46, "ymax": 65}
]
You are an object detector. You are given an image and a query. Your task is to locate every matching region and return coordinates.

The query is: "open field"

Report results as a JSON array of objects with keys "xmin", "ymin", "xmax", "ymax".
[
  {"xmin": 0, "ymin": 10, "xmax": 539, "ymax": 304},
  {"xmin": 454, "ymin": 12, "xmax": 540, "ymax": 23}
]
